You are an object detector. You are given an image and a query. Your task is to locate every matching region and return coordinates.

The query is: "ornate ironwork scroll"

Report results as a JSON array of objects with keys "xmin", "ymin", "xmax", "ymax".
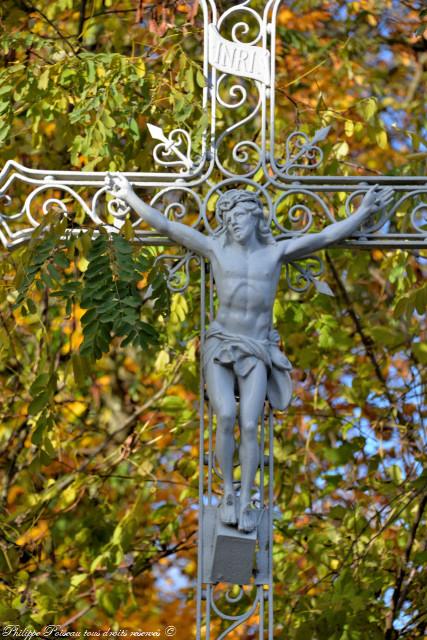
[{"xmin": 1, "ymin": 2, "xmax": 426, "ymax": 639}]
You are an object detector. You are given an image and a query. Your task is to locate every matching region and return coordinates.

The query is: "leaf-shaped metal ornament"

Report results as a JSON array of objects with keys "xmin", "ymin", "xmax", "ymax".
[
  {"xmin": 147, "ymin": 123, "xmax": 168, "ymax": 143},
  {"xmin": 311, "ymin": 125, "xmax": 332, "ymax": 144},
  {"xmin": 314, "ymin": 279, "xmax": 335, "ymax": 297},
  {"xmin": 279, "ymin": 125, "xmax": 332, "ymax": 176},
  {"xmin": 148, "ymin": 122, "xmax": 193, "ymax": 170}
]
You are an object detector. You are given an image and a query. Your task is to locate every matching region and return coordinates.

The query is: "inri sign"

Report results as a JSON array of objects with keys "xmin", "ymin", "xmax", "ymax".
[{"xmin": 208, "ymin": 24, "xmax": 271, "ymax": 84}]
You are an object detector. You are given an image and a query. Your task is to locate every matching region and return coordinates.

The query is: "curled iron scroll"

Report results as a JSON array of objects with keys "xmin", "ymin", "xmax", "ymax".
[
  {"xmin": 271, "ymin": 126, "xmax": 331, "ymax": 179},
  {"xmin": 149, "ymin": 186, "xmax": 203, "ymax": 229},
  {"xmin": 346, "ymin": 189, "xmax": 427, "ymax": 236},
  {"xmin": 214, "ymin": 76, "xmax": 263, "ymax": 179},
  {"xmin": 217, "ymin": 5, "xmax": 264, "ymax": 46},
  {"xmin": 0, "ymin": 184, "xmax": 117, "ymax": 247},
  {"xmin": 151, "ymin": 128, "xmax": 193, "ymax": 171},
  {"xmin": 212, "ymin": 1, "xmax": 267, "ymax": 181},
  {"xmin": 210, "ymin": 585, "xmax": 262, "ymax": 639},
  {"xmin": 273, "ymin": 188, "xmax": 336, "ymax": 235},
  {"xmin": 154, "ymin": 251, "xmax": 201, "ymax": 293},
  {"xmin": 286, "ymin": 255, "xmax": 333, "ymax": 296}
]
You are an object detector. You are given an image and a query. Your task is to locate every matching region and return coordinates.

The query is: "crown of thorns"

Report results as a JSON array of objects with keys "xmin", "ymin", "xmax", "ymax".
[{"xmin": 216, "ymin": 190, "xmax": 263, "ymax": 216}]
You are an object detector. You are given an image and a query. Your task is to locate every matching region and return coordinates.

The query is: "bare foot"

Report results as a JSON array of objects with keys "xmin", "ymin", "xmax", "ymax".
[
  {"xmin": 219, "ymin": 493, "xmax": 237, "ymax": 526},
  {"xmin": 238, "ymin": 503, "xmax": 258, "ymax": 533}
]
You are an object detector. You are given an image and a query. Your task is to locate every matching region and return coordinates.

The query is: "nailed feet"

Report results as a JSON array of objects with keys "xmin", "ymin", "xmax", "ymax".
[
  {"xmin": 238, "ymin": 503, "xmax": 258, "ymax": 533},
  {"xmin": 219, "ymin": 495, "xmax": 258, "ymax": 533},
  {"xmin": 219, "ymin": 493, "xmax": 237, "ymax": 526}
]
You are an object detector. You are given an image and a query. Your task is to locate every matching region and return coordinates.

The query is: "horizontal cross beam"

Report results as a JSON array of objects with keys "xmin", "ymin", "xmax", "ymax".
[{"xmin": 1, "ymin": 170, "xmax": 426, "ymax": 251}]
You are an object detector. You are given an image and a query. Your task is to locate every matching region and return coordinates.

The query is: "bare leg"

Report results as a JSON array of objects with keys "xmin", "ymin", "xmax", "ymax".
[
  {"xmin": 205, "ymin": 361, "xmax": 238, "ymax": 525},
  {"xmin": 237, "ymin": 362, "xmax": 267, "ymax": 533}
]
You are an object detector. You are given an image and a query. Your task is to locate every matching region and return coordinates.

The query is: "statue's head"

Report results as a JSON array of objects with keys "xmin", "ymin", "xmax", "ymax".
[{"xmin": 216, "ymin": 189, "xmax": 275, "ymax": 246}]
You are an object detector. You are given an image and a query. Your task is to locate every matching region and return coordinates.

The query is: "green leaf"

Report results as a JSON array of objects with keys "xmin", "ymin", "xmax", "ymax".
[
  {"xmin": 38, "ymin": 69, "xmax": 50, "ymax": 90},
  {"xmin": 129, "ymin": 118, "xmax": 139, "ymax": 140},
  {"xmin": 29, "ymin": 391, "xmax": 51, "ymax": 416},
  {"xmin": 70, "ymin": 573, "xmax": 88, "ymax": 588},
  {"xmin": 196, "ymin": 69, "xmax": 206, "ymax": 88},
  {"xmin": 72, "ymin": 354, "xmax": 90, "ymax": 386},
  {"xmin": 30, "ymin": 374, "xmax": 51, "ymax": 397},
  {"xmin": 26, "ymin": 298, "xmax": 38, "ymax": 314},
  {"xmin": 359, "ymin": 97, "xmax": 378, "ymax": 121}
]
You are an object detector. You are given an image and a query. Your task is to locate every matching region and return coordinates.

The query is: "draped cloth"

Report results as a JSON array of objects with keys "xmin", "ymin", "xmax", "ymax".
[{"xmin": 203, "ymin": 321, "xmax": 293, "ymax": 410}]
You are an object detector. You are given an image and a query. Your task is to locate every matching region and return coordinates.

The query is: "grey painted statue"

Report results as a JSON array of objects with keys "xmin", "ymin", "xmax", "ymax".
[{"xmin": 106, "ymin": 175, "xmax": 392, "ymax": 533}]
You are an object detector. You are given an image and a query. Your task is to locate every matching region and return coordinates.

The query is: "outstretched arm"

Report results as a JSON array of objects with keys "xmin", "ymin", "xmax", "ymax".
[
  {"xmin": 105, "ymin": 173, "xmax": 213, "ymax": 258},
  {"xmin": 280, "ymin": 186, "xmax": 394, "ymax": 262}
]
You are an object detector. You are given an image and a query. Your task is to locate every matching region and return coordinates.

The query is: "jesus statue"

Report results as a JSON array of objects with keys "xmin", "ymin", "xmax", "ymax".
[{"xmin": 106, "ymin": 174, "xmax": 392, "ymax": 533}]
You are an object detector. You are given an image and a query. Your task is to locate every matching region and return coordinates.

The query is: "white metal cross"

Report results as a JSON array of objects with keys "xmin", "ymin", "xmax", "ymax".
[{"xmin": 1, "ymin": 2, "xmax": 426, "ymax": 638}]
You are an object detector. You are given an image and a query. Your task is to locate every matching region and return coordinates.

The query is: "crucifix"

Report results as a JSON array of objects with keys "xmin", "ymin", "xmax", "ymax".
[
  {"xmin": 106, "ymin": 173, "xmax": 392, "ymax": 537},
  {"xmin": 1, "ymin": 2, "xmax": 425, "ymax": 638}
]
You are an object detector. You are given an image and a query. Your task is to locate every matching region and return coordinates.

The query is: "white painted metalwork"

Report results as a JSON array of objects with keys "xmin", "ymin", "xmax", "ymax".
[{"xmin": 1, "ymin": 1, "xmax": 426, "ymax": 638}]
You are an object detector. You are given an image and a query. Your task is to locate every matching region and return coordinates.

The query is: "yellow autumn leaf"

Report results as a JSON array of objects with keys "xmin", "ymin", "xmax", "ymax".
[
  {"xmin": 97, "ymin": 375, "xmax": 111, "ymax": 388},
  {"xmin": 135, "ymin": 61, "xmax": 146, "ymax": 78},
  {"xmin": 16, "ymin": 520, "xmax": 48, "ymax": 546},
  {"xmin": 155, "ymin": 349, "xmax": 170, "ymax": 371},
  {"xmin": 77, "ymin": 257, "xmax": 89, "ymax": 272},
  {"xmin": 376, "ymin": 130, "xmax": 388, "ymax": 149},
  {"xmin": 277, "ymin": 8, "xmax": 294, "ymax": 25},
  {"xmin": 334, "ymin": 141, "xmax": 349, "ymax": 159},
  {"xmin": 344, "ymin": 120, "xmax": 354, "ymax": 137},
  {"xmin": 7, "ymin": 485, "xmax": 24, "ymax": 506},
  {"xmin": 66, "ymin": 401, "xmax": 87, "ymax": 417},
  {"xmin": 58, "ymin": 485, "xmax": 77, "ymax": 510},
  {"xmin": 124, "ymin": 356, "xmax": 139, "ymax": 373}
]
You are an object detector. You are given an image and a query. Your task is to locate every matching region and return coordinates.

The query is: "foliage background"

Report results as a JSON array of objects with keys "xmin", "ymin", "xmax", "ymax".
[{"xmin": 0, "ymin": 1, "xmax": 426, "ymax": 638}]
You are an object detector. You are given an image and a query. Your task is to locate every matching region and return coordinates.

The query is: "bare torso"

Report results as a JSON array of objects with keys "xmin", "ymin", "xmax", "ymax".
[{"xmin": 209, "ymin": 239, "xmax": 282, "ymax": 339}]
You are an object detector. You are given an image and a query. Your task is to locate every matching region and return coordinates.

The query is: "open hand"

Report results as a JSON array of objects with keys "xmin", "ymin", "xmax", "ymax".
[
  {"xmin": 361, "ymin": 185, "xmax": 394, "ymax": 213},
  {"xmin": 105, "ymin": 173, "xmax": 133, "ymax": 202}
]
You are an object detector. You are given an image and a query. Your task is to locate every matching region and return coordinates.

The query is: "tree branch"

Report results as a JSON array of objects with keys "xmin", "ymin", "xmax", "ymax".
[
  {"xmin": 325, "ymin": 252, "xmax": 410, "ymax": 429},
  {"xmin": 384, "ymin": 494, "xmax": 427, "ymax": 640},
  {"xmin": 76, "ymin": 0, "xmax": 88, "ymax": 42},
  {"xmin": 12, "ymin": 0, "xmax": 80, "ymax": 56},
  {"xmin": 60, "ymin": 603, "xmax": 93, "ymax": 628}
]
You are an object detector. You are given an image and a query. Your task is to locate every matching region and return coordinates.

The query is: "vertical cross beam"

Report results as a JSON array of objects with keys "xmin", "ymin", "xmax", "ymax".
[{"xmin": 0, "ymin": 3, "xmax": 426, "ymax": 640}]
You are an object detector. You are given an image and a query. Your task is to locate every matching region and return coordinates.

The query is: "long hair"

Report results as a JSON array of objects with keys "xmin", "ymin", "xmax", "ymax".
[{"xmin": 215, "ymin": 190, "xmax": 275, "ymax": 246}]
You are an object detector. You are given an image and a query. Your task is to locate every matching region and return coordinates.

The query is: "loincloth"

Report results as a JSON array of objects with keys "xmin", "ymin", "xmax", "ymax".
[{"xmin": 203, "ymin": 321, "xmax": 292, "ymax": 410}]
